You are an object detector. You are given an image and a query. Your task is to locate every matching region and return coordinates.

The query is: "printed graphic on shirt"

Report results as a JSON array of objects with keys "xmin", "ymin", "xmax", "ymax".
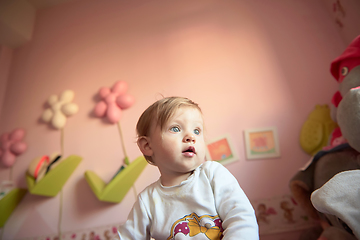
[{"xmin": 167, "ymin": 213, "xmax": 223, "ymax": 240}]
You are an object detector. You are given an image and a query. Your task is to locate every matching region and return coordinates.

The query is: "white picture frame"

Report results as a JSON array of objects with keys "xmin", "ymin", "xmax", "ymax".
[{"xmin": 244, "ymin": 127, "xmax": 280, "ymax": 159}]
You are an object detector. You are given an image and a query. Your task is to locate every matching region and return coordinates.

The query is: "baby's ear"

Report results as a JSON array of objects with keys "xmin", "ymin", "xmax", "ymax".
[{"xmin": 137, "ymin": 136, "xmax": 153, "ymax": 157}]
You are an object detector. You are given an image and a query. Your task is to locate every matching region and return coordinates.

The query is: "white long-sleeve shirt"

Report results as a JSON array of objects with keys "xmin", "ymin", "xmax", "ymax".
[{"xmin": 118, "ymin": 161, "xmax": 259, "ymax": 239}]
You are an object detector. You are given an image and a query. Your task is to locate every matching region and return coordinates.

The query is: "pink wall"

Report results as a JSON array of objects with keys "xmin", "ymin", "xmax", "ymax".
[
  {"xmin": 0, "ymin": 0, "xmax": 353, "ymax": 239},
  {"xmin": 321, "ymin": 0, "xmax": 360, "ymax": 45},
  {"xmin": 0, "ymin": 46, "xmax": 12, "ymax": 122}
]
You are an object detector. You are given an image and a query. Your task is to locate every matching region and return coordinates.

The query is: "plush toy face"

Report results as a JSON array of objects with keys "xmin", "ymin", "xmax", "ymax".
[
  {"xmin": 329, "ymin": 36, "xmax": 360, "ymax": 152},
  {"xmin": 330, "ymin": 36, "xmax": 360, "ymax": 102},
  {"xmin": 329, "ymin": 35, "xmax": 360, "ymax": 104},
  {"xmin": 339, "ymin": 66, "xmax": 360, "ymax": 96},
  {"xmin": 331, "ymin": 36, "xmax": 360, "ymax": 83}
]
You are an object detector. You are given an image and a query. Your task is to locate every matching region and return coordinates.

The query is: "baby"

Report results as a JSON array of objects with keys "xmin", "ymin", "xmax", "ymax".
[{"xmin": 118, "ymin": 96, "xmax": 258, "ymax": 239}]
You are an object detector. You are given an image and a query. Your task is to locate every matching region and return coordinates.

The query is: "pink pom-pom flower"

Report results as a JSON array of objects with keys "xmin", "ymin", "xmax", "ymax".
[
  {"xmin": 0, "ymin": 128, "xmax": 27, "ymax": 168},
  {"xmin": 94, "ymin": 81, "xmax": 135, "ymax": 123}
]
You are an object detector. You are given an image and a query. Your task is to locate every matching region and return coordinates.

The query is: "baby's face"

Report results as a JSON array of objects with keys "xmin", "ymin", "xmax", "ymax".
[{"xmin": 149, "ymin": 106, "xmax": 206, "ymax": 185}]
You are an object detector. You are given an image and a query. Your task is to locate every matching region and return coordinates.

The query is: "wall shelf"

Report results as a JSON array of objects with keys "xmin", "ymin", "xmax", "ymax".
[
  {"xmin": 85, "ymin": 156, "xmax": 147, "ymax": 203},
  {"xmin": 26, "ymin": 155, "xmax": 82, "ymax": 197},
  {"xmin": 0, "ymin": 188, "xmax": 27, "ymax": 227}
]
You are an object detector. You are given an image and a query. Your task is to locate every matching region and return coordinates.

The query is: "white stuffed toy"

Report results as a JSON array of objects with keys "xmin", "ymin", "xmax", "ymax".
[{"xmin": 311, "ymin": 170, "xmax": 360, "ymax": 240}]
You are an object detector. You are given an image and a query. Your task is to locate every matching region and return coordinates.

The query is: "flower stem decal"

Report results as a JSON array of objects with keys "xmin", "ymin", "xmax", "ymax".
[{"xmin": 94, "ymin": 81, "xmax": 135, "ymax": 165}]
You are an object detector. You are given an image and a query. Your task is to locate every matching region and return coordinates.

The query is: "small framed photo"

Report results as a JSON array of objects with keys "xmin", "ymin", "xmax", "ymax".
[
  {"xmin": 244, "ymin": 127, "xmax": 280, "ymax": 160},
  {"xmin": 206, "ymin": 134, "xmax": 238, "ymax": 165}
]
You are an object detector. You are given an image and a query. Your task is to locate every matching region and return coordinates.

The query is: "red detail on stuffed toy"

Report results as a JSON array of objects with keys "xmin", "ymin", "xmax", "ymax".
[
  {"xmin": 331, "ymin": 127, "xmax": 342, "ymax": 142},
  {"xmin": 331, "ymin": 91, "xmax": 343, "ymax": 107},
  {"xmin": 330, "ymin": 35, "xmax": 360, "ymax": 82},
  {"xmin": 323, "ymin": 127, "xmax": 347, "ymax": 150}
]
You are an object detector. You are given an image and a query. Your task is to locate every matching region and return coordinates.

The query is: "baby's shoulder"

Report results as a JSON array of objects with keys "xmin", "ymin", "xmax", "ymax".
[
  {"xmin": 201, "ymin": 160, "xmax": 224, "ymax": 171},
  {"xmin": 138, "ymin": 179, "xmax": 160, "ymax": 198},
  {"xmin": 200, "ymin": 161, "xmax": 237, "ymax": 184},
  {"xmin": 199, "ymin": 160, "xmax": 227, "ymax": 178}
]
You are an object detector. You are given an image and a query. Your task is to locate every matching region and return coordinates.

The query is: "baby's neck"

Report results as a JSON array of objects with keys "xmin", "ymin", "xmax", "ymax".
[{"xmin": 160, "ymin": 171, "xmax": 194, "ymax": 187}]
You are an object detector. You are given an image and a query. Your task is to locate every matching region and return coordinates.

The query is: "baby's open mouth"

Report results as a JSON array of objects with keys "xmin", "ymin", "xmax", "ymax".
[{"xmin": 183, "ymin": 146, "xmax": 196, "ymax": 155}]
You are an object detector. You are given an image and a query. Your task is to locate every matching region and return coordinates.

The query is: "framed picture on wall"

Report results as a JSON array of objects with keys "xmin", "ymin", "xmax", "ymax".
[
  {"xmin": 244, "ymin": 127, "xmax": 280, "ymax": 160},
  {"xmin": 205, "ymin": 134, "xmax": 238, "ymax": 165}
]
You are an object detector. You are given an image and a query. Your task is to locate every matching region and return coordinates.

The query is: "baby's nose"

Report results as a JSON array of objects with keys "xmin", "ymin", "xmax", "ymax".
[{"xmin": 183, "ymin": 133, "xmax": 195, "ymax": 143}]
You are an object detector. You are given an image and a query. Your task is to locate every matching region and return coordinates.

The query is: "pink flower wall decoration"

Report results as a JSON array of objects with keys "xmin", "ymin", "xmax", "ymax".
[
  {"xmin": 0, "ymin": 128, "xmax": 27, "ymax": 168},
  {"xmin": 94, "ymin": 81, "xmax": 135, "ymax": 123}
]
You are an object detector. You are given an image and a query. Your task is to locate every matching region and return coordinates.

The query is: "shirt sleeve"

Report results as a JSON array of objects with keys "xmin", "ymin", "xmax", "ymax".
[
  {"xmin": 208, "ymin": 162, "xmax": 259, "ymax": 239},
  {"xmin": 117, "ymin": 195, "xmax": 152, "ymax": 240}
]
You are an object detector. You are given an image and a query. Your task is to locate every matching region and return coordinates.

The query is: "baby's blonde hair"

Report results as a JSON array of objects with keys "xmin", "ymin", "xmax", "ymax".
[{"xmin": 136, "ymin": 96, "xmax": 202, "ymax": 164}]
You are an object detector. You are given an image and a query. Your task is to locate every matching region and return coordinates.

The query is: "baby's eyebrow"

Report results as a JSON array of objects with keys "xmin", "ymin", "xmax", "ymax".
[{"xmin": 193, "ymin": 121, "xmax": 204, "ymax": 126}]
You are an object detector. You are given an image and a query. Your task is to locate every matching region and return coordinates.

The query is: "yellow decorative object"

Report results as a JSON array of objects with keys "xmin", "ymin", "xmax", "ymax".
[
  {"xmin": 0, "ymin": 188, "xmax": 27, "ymax": 227},
  {"xmin": 26, "ymin": 155, "xmax": 82, "ymax": 197},
  {"xmin": 85, "ymin": 156, "xmax": 147, "ymax": 203},
  {"xmin": 300, "ymin": 104, "xmax": 338, "ymax": 155}
]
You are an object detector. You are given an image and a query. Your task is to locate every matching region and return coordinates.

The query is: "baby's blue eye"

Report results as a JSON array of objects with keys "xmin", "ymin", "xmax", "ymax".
[
  {"xmin": 194, "ymin": 129, "xmax": 200, "ymax": 135},
  {"xmin": 171, "ymin": 126, "xmax": 180, "ymax": 132}
]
